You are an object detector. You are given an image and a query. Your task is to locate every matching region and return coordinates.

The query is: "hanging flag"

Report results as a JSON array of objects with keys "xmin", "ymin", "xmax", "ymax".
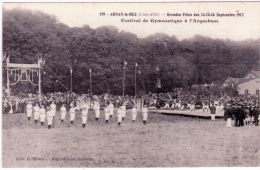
[
  {"xmin": 156, "ymin": 66, "xmax": 160, "ymax": 72},
  {"xmin": 124, "ymin": 60, "xmax": 127, "ymax": 66},
  {"xmin": 135, "ymin": 62, "xmax": 138, "ymax": 67}
]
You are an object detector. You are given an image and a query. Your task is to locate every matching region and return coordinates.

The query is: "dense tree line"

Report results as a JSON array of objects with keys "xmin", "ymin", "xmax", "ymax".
[{"xmin": 2, "ymin": 9, "xmax": 260, "ymax": 95}]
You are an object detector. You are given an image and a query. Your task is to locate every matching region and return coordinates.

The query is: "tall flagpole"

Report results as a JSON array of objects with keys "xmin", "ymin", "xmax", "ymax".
[
  {"xmin": 257, "ymin": 44, "xmax": 260, "ymax": 109},
  {"xmin": 70, "ymin": 67, "xmax": 73, "ymax": 92},
  {"xmin": 89, "ymin": 68, "xmax": 92, "ymax": 109},
  {"xmin": 6, "ymin": 54, "xmax": 10, "ymax": 97},
  {"xmin": 38, "ymin": 61, "xmax": 41, "ymax": 99},
  {"xmin": 135, "ymin": 62, "xmax": 138, "ymax": 98},
  {"xmin": 156, "ymin": 66, "xmax": 160, "ymax": 107},
  {"xmin": 89, "ymin": 68, "xmax": 92, "ymax": 96},
  {"xmin": 123, "ymin": 60, "xmax": 127, "ymax": 97},
  {"xmin": 38, "ymin": 56, "xmax": 45, "ymax": 100}
]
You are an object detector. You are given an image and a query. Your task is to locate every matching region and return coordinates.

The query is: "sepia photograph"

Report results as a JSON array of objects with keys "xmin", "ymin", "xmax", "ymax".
[{"xmin": 1, "ymin": 2, "xmax": 260, "ymax": 168}]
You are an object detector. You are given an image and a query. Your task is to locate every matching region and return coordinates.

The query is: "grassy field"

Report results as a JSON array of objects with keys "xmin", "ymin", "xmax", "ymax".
[{"xmin": 2, "ymin": 110, "xmax": 260, "ymax": 167}]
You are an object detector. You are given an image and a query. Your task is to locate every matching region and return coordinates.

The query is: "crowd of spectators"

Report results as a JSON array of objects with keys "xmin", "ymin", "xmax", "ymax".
[{"xmin": 3, "ymin": 87, "xmax": 259, "ymax": 115}]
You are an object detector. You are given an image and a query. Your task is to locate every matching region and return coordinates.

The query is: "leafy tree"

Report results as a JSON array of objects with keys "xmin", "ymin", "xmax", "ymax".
[{"xmin": 2, "ymin": 8, "xmax": 260, "ymax": 96}]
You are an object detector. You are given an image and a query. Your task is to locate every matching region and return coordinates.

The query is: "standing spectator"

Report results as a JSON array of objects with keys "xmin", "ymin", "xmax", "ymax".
[
  {"xmin": 237, "ymin": 104, "xmax": 245, "ymax": 127},
  {"xmin": 225, "ymin": 104, "xmax": 233, "ymax": 128},
  {"xmin": 233, "ymin": 105, "xmax": 240, "ymax": 127},
  {"xmin": 15, "ymin": 97, "xmax": 20, "ymax": 113},
  {"xmin": 3, "ymin": 98, "xmax": 8, "ymax": 114},
  {"xmin": 244, "ymin": 107, "xmax": 250, "ymax": 125},
  {"xmin": 210, "ymin": 103, "xmax": 216, "ymax": 120},
  {"xmin": 26, "ymin": 101, "xmax": 33, "ymax": 120},
  {"xmin": 253, "ymin": 106, "xmax": 259, "ymax": 126},
  {"xmin": 9, "ymin": 101, "xmax": 13, "ymax": 114}
]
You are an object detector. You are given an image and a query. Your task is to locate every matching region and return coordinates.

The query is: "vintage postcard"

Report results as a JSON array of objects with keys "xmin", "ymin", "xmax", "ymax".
[{"xmin": 2, "ymin": 1, "xmax": 260, "ymax": 168}]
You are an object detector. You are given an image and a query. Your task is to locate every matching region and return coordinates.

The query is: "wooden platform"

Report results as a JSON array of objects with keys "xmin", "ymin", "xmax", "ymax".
[{"xmin": 149, "ymin": 109, "xmax": 224, "ymax": 119}]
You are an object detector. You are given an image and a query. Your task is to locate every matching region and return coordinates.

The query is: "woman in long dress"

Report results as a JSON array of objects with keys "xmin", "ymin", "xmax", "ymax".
[
  {"xmin": 39, "ymin": 104, "xmax": 46, "ymax": 126},
  {"xmin": 26, "ymin": 101, "xmax": 33, "ymax": 120},
  {"xmin": 33, "ymin": 103, "xmax": 40, "ymax": 124}
]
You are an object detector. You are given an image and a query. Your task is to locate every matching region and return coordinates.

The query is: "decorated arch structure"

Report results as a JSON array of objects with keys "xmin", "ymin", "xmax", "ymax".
[{"xmin": 5, "ymin": 55, "xmax": 45, "ymax": 99}]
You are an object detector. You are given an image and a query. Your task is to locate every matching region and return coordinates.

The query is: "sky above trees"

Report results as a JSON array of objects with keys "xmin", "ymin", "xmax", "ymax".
[{"xmin": 3, "ymin": 2, "xmax": 260, "ymax": 41}]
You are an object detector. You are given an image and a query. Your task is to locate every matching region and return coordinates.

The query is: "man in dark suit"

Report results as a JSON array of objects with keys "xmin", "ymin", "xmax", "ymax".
[
  {"xmin": 233, "ymin": 104, "xmax": 240, "ymax": 127},
  {"xmin": 253, "ymin": 105, "xmax": 259, "ymax": 126},
  {"xmin": 225, "ymin": 103, "xmax": 233, "ymax": 128},
  {"xmin": 237, "ymin": 104, "xmax": 245, "ymax": 127}
]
